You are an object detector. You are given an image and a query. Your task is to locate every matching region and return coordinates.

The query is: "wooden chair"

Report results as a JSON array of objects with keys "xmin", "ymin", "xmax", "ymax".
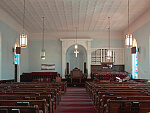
[{"xmin": 70, "ymin": 67, "xmax": 82, "ymax": 83}]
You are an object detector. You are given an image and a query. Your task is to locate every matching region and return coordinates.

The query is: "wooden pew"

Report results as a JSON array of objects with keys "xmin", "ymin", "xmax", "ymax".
[
  {"xmin": 90, "ymin": 86, "xmax": 147, "ymax": 104},
  {"xmin": 0, "ymin": 94, "xmax": 52, "ymax": 113},
  {"xmin": 85, "ymin": 81, "xmax": 150, "ymax": 113},
  {"xmin": 106, "ymin": 100, "xmax": 150, "ymax": 113},
  {"xmin": 94, "ymin": 89, "xmax": 147, "ymax": 106},
  {"xmin": 0, "ymin": 99, "xmax": 48, "ymax": 113},
  {"xmin": 0, "ymin": 82, "xmax": 63, "ymax": 106},
  {"xmin": 0, "ymin": 82, "xmax": 66, "ymax": 113},
  {"xmin": 20, "ymin": 72, "xmax": 59, "ymax": 82},
  {"xmin": 0, "ymin": 105, "xmax": 39, "ymax": 113},
  {"xmin": 0, "ymin": 90, "xmax": 58, "ymax": 113},
  {"xmin": 86, "ymin": 81, "xmax": 150, "ymax": 101},
  {"xmin": 100, "ymin": 95, "xmax": 150, "ymax": 113},
  {"xmin": 0, "ymin": 81, "xmax": 67, "ymax": 93}
]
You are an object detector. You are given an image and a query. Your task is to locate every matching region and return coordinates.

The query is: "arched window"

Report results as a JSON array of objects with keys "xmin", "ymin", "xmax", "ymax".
[
  {"xmin": 14, "ymin": 38, "xmax": 19, "ymax": 64},
  {"xmin": 132, "ymin": 38, "xmax": 138, "ymax": 79}
]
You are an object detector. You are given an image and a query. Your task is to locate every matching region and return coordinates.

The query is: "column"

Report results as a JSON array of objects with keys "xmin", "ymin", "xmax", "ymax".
[
  {"xmin": 62, "ymin": 41, "xmax": 66, "ymax": 79},
  {"xmin": 87, "ymin": 41, "xmax": 91, "ymax": 79}
]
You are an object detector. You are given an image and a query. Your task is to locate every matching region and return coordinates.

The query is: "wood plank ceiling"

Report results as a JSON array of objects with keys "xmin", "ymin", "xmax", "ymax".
[{"xmin": 0, "ymin": 0, "xmax": 150, "ymax": 33}]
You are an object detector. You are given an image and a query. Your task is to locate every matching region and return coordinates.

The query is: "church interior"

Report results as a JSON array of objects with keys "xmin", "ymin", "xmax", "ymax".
[{"xmin": 0, "ymin": 0, "xmax": 150, "ymax": 113}]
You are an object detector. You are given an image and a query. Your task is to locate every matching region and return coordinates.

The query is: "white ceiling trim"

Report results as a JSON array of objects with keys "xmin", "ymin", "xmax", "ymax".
[{"xmin": 30, "ymin": 31, "xmax": 122, "ymax": 40}]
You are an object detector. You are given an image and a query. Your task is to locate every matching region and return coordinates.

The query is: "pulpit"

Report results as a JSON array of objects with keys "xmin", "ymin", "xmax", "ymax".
[{"xmin": 70, "ymin": 67, "xmax": 82, "ymax": 83}]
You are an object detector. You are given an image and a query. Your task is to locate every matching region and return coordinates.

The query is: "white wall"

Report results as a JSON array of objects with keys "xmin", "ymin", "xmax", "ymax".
[
  {"xmin": 20, "ymin": 47, "xmax": 29, "ymax": 74},
  {"xmin": 124, "ymin": 47, "xmax": 132, "ymax": 74},
  {"xmin": 123, "ymin": 6, "xmax": 150, "ymax": 79},
  {"xmin": 133, "ymin": 21, "xmax": 150, "ymax": 79},
  {"xmin": 28, "ymin": 39, "xmax": 123, "ymax": 76},
  {"xmin": 0, "ymin": 21, "xmax": 18, "ymax": 80},
  {"xmin": 91, "ymin": 39, "xmax": 124, "ymax": 48},
  {"xmin": 0, "ymin": 19, "xmax": 124, "ymax": 79},
  {"xmin": 28, "ymin": 40, "xmax": 62, "ymax": 75},
  {"xmin": 0, "ymin": 21, "xmax": 29, "ymax": 80},
  {"xmin": 124, "ymin": 21, "xmax": 150, "ymax": 79}
]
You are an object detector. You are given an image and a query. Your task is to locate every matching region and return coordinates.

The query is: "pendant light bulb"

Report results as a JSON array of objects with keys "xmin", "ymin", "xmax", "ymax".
[
  {"xmin": 75, "ymin": 27, "xmax": 78, "ymax": 50},
  {"xmin": 41, "ymin": 49, "xmax": 46, "ymax": 60},
  {"xmin": 41, "ymin": 17, "xmax": 46, "ymax": 60},
  {"xmin": 74, "ymin": 27, "xmax": 79, "ymax": 57},
  {"xmin": 75, "ymin": 44, "xmax": 78, "ymax": 50},
  {"xmin": 107, "ymin": 49, "xmax": 112, "ymax": 60},
  {"xmin": 107, "ymin": 17, "xmax": 112, "ymax": 60}
]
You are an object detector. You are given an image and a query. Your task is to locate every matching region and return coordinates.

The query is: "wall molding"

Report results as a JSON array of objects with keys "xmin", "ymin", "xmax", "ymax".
[{"xmin": 60, "ymin": 38, "xmax": 92, "ymax": 78}]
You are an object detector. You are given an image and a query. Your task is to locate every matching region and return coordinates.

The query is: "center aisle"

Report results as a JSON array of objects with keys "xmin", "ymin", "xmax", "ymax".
[{"xmin": 55, "ymin": 87, "xmax": 97, "ymax": 113}]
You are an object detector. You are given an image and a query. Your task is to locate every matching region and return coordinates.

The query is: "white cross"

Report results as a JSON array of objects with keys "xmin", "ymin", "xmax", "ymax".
[{"xmin": 74, "ymin": 49, "xmax": 79, "ymax": 57}]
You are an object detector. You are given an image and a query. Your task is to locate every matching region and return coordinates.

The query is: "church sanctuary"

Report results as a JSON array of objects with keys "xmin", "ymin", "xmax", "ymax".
[{"xmin": 1, "ymin": 0, "xmax": 150, "ymax": 113}]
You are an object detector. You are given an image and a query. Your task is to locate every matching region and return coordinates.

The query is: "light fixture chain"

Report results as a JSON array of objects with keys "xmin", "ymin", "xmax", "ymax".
[
  {"xmin": 128, "ymin": 0, "xmax": 129, "ymax": 34},
  {"xmin": 23, "ymin": 0, "xmax": 25, "ymax": 34},
  {"xmin": 76, "ymin": 27, "xmax": 77, "ymax": 44},
  {"xmin": 125, "ymin": 0, "xmax": 133, "ymax": 48},
  {"xmin": 42, "ymin": 17, "xmax": 45, "ymax": 50},
  {"xmin": 108, "ymin": 17, "xmax": 110, "ymax": 50}
]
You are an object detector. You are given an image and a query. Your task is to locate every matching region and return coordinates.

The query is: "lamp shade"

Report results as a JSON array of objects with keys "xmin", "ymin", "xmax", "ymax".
[
  {"xmin": 41, "ymin": 49, "xmax": 46, "ymax": 60},
  {"xmin": 107, "ymin": 49, "xmax": 112, "ymax": 60},
  {"xmin": 125, "ymin": 0, "xmax": 133, "ymax": 48},
  {"xmin": 20, "ymin": 33, "xmax": 27, "ymax": 48},
  {"xmin": 125, "ymin": 34, "xmax": 133, "ymax": 48},
  {"xmin": 74, "ymin": 44, "xmax": 78, "ymax": 50},
  {"xmin": 20, "ymin": 0, "xmax": 27, "ymax": 48}
]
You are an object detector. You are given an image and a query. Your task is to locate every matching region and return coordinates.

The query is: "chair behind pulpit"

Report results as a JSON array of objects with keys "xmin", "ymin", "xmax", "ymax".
[{"xmin": 70, "ymin": 67, "xmax": 82, "ymax": 83}]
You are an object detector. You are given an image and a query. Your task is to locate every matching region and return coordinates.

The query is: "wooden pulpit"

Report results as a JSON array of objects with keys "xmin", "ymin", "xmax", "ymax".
[{"xmin": 70, "ymin": 67, "xmax": 82, "ymax": 83}]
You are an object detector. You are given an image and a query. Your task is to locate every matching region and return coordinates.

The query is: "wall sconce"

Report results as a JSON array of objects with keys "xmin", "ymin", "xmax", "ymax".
[
  {"xmin": 16, "ymin": 47, "xmax": 21, "ymax": 54},
  {"xmin": 12, "ymin": 46, "xmax": 21, "ymax": 54},
  {"xmin": 131, "ymin": 47, "xmax": 139, "ymax": 54},
  {"xmin": 138, "ymin": 47, "xmax": 140, "ymax": 53},
  {"xmin": 131, "ymin": 47, "xmax": 136, "ymax": 54}
]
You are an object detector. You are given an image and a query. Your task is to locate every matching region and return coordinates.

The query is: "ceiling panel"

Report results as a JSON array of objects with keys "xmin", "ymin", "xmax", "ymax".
[{"xmin": 0, "ymin": 0, "xmax": 150, "ymax": 34}]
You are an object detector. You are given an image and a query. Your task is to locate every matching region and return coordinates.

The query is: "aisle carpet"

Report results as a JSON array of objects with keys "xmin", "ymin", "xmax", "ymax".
[{"xmin": 55, "ymin": 87, "xmax": 97, "ymax": 113}]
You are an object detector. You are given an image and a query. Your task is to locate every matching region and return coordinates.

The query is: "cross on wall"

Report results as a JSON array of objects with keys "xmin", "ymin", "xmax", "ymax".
[{"xmin": 74, "ymin": 49, "xmax": 79, "ymax": 57}]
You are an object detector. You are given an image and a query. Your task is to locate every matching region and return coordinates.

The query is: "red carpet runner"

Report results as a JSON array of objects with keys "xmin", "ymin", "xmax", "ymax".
[{"xmin": 55, "ymin": 87, "xmax": 97, "ymax": 113}]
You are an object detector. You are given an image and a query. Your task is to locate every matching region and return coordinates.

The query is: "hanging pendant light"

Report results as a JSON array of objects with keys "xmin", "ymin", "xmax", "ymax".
[
  {"xmin": 107, "ymin": 17, "xmax": 112, "ymax": 60},
  {"xmin": 125, "ymin": 0, "xmax": 133, "ymax": 48},
  {"xmin": 74, "ymin": 27, "xmax": 78, "ymax": 50},
  {"xmin": 20, "ymin": 0, "xmax": 27, "ymax": 48},
  {"xmin": 75, "ymin": 44, "xmax": 78, "ymax": 50},
  {"xmin": 74, "ymin": 27, "xmax": 79, "ymax": 57},
  {"xmin": 41, "ymin": 17, "xmax": 46, "ymax": 60}
]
